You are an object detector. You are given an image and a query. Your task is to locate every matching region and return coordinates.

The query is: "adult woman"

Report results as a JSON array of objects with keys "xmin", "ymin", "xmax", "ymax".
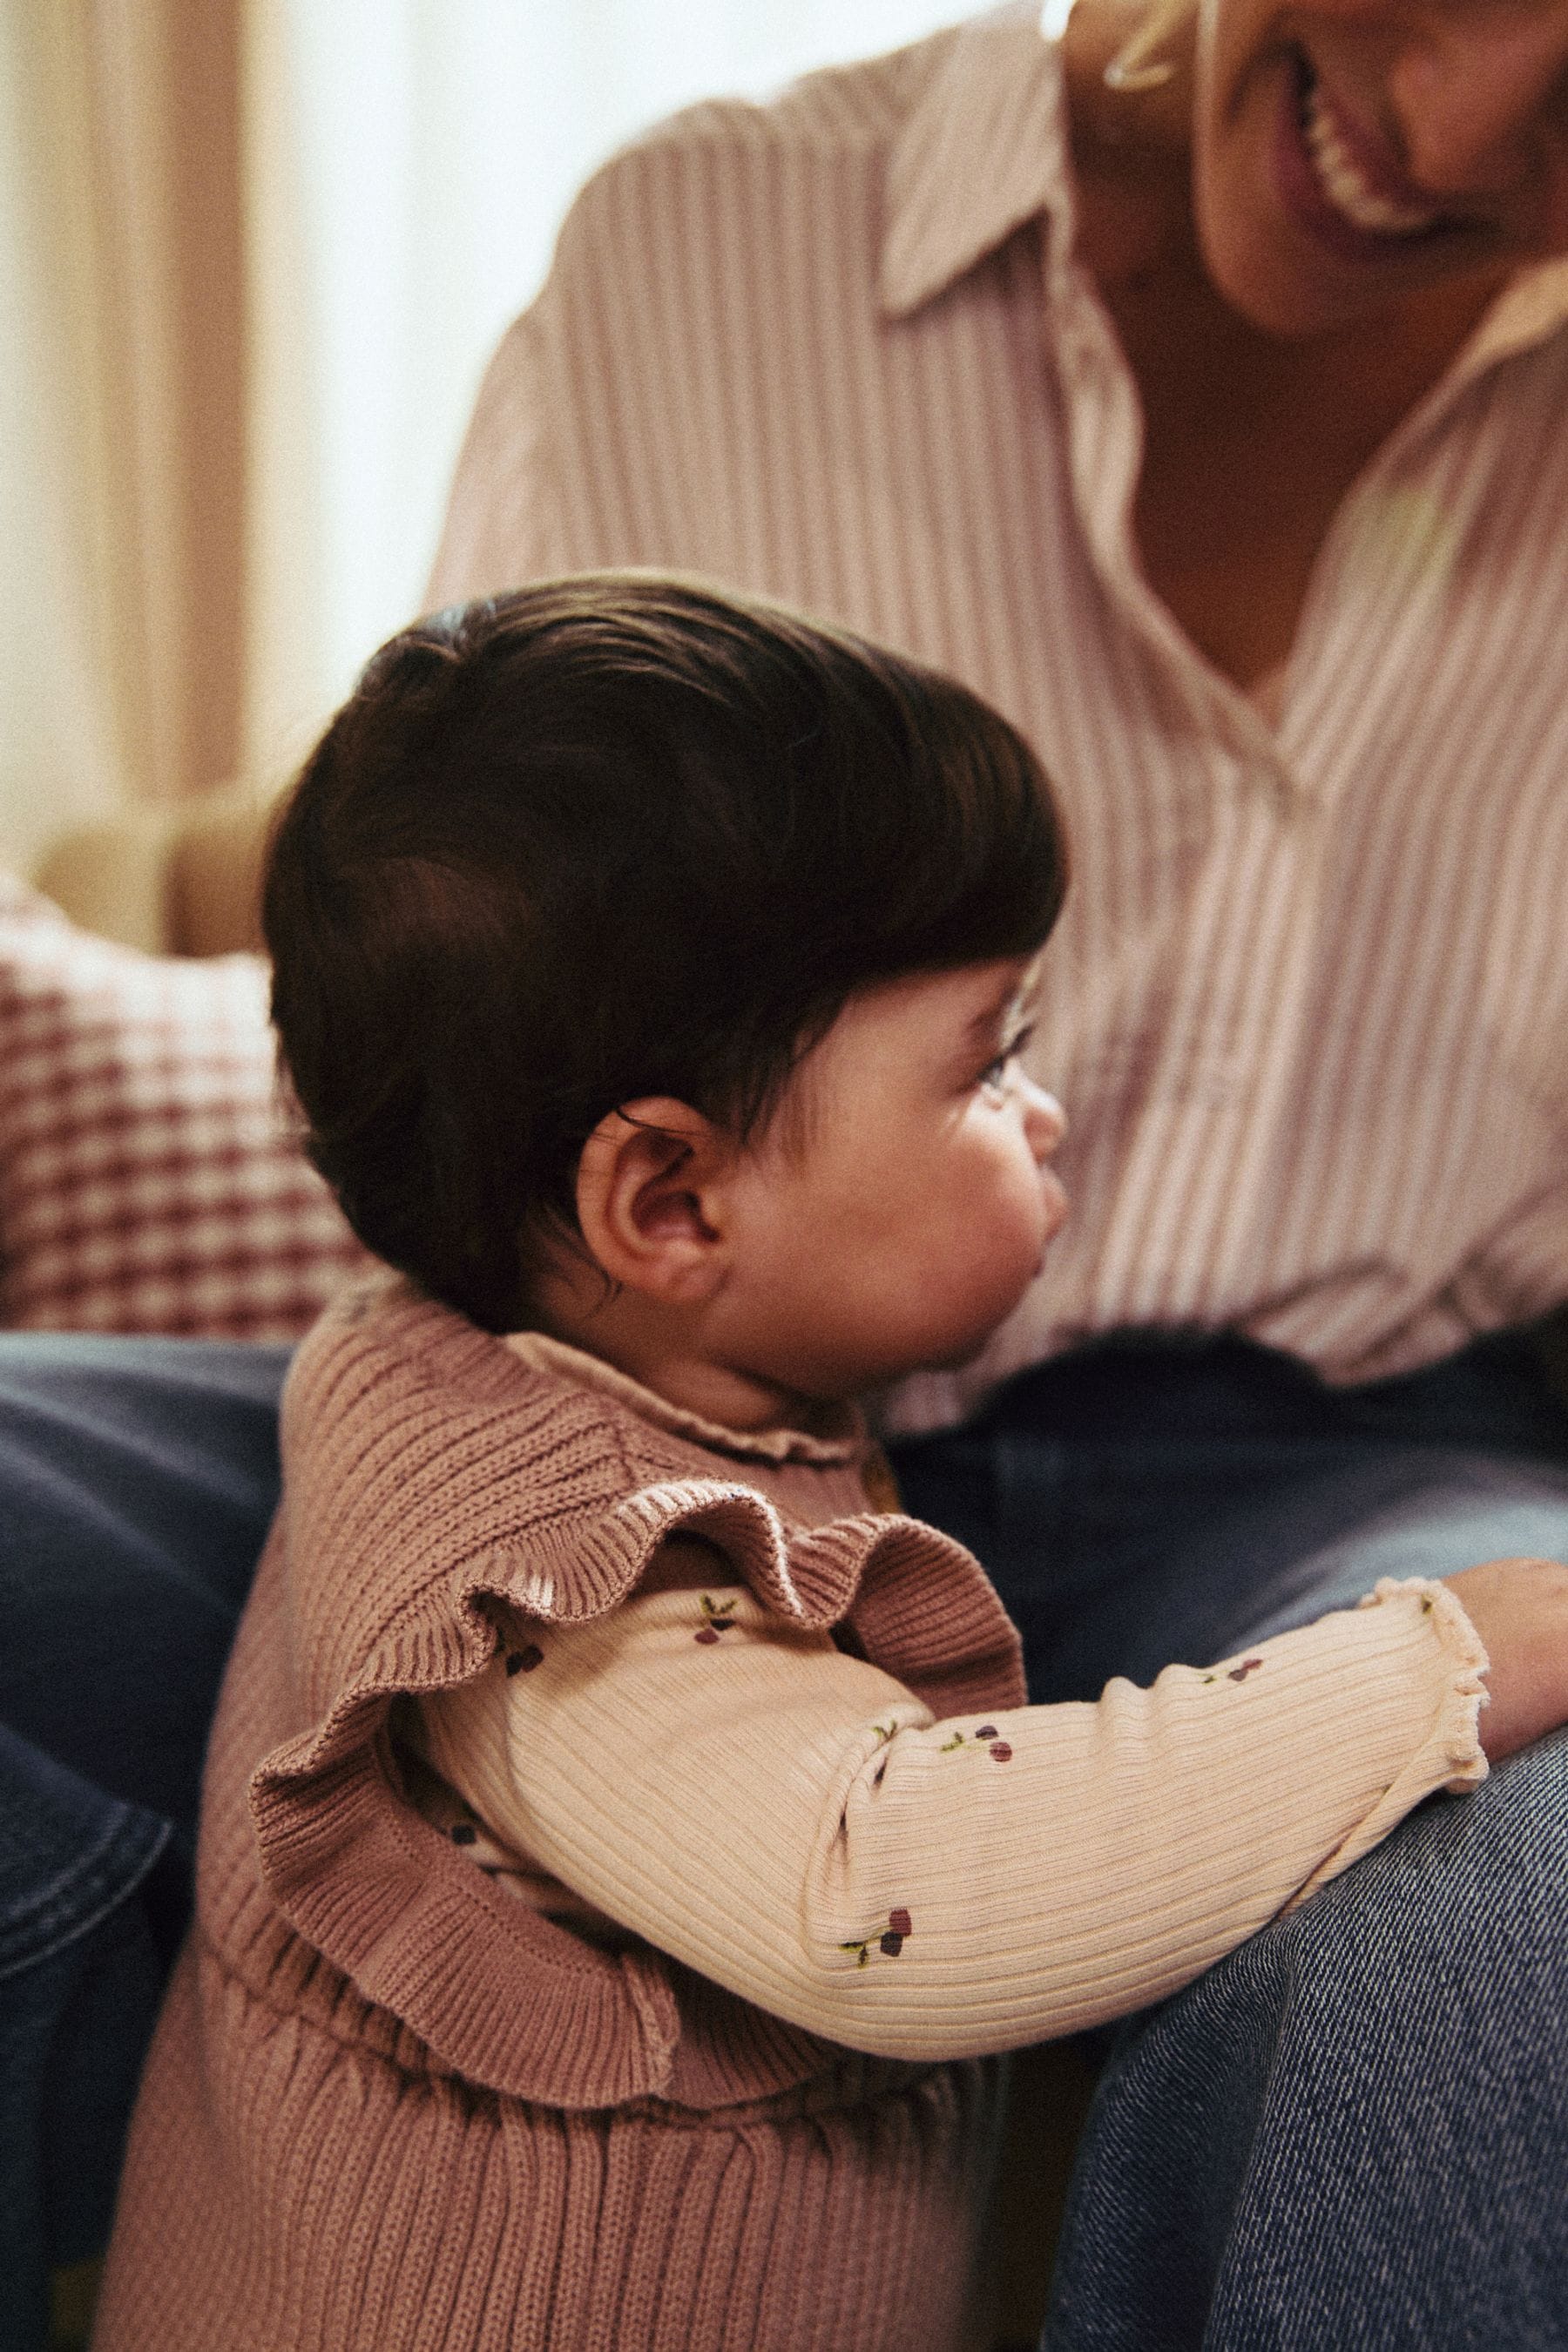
[{"xmin": 7, "ymin": 2, "xmax": 1568, "ymax": 2343}]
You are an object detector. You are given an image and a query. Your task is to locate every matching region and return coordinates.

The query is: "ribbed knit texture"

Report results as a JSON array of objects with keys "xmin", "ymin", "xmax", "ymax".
[
  {"xmin": 93, "ymin": 1278, "xmax": 1017, "ymax": 2350},
  {"xmin": 429, "ymin": 3, "xmax": 1568, "ymax": 1432}
]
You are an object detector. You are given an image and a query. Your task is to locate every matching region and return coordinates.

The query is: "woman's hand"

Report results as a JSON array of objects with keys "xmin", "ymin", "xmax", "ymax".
[{"xmin": 1443, "ymin": 1558, "xmax": 1568, "ymax": 1761}]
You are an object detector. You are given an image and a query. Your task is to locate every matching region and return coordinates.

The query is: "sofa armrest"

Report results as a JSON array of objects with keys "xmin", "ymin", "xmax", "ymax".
[
  {"xmin": 32, "ymin": 812, "xmax": 182, "ymax": 954},
  {"xmin": 34, "ymin": 786, "xmax": 276, "ymax": 956}
]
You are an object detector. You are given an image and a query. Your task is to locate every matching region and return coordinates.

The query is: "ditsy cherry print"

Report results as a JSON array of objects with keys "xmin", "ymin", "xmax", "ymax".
[
  {"xmin": 938, "ymin": 1722, "xmax": 1014, "ymax": 1762},
  {"xmin": 841, "ymin": 1908, "xmax": 913, "ymax": 1967},
  {"xmin": 1200, "ymin": 1658, "xmax": 1264, "ymax": 1685},
  {"xmin": 693, "ymin": 1594, "xmax": 739, "ymax": 1644}
]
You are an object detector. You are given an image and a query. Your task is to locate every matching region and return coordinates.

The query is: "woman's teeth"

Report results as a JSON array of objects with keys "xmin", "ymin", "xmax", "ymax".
[{"xmin": 1301, "ymin": 77, "xmax": 1440, "ymax": 237}]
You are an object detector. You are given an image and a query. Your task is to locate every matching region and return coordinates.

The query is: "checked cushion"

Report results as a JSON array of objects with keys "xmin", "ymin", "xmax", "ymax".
[{"xmin": 0, "ymin": 872, "xmax": 367, "ymax": 1339}]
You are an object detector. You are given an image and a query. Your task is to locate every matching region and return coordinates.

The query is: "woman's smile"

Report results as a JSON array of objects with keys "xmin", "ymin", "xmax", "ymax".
[
  {"xmin": 1178, "ymin": 0, "xmax": 1568, "ymax": 335},
  {"xmin": 1285, "ymin": 50, "xmax": 1451, "ymax": 247}
]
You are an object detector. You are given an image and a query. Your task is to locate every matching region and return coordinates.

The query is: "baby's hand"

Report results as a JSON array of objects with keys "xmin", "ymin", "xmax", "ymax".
[{"xmin": 1443, "ymin": 1557, "xmax": 1568, "ymax": 1761}]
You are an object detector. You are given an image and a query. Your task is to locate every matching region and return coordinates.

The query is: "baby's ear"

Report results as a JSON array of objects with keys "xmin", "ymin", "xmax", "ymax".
[{"xmin": 573, "ymin": 1098, "xmax": 737, "ymax": 1303}]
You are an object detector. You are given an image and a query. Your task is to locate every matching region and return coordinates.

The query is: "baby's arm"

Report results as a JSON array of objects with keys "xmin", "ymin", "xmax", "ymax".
[{"xmin": 418, "ymin": 1560, "xmax": 1488, "ymax": 2060}]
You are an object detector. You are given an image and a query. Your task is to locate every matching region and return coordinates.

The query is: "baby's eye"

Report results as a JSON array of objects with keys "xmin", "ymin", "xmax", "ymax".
[{"xmin": 977, "ymin": 1024, "xmax": 1034, "ymax": 1094}]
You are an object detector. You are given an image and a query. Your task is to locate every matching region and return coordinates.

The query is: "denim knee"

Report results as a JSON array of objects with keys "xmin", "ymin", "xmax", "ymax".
[{"xmin": 1047, "ymin": 1729, "xmax": 1568, "ymax": 2350}]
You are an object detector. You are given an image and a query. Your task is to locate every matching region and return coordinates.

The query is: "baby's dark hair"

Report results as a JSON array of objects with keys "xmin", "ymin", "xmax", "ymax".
[{"xmin": 264, "ymin": 574, "xmax": 1067, "ymax": 1331}]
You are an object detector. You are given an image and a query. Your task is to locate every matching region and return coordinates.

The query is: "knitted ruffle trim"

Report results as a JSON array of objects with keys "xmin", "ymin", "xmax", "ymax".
[{"xmin": 244, "ymin": 1276, "xmax": 1023, "ymax": 2108}]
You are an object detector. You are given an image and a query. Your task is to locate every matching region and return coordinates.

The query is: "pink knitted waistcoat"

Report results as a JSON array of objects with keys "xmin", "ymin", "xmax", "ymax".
[{"xmin": 94, "ymin": 1280, "xmax": 1026, "ymax": 2352}]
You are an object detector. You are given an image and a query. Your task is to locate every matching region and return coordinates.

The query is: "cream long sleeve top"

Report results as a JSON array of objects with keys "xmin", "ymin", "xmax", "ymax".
[{"xmin": 416, "ymin": 1330, "xmax": 1490, "ymax": 2058}]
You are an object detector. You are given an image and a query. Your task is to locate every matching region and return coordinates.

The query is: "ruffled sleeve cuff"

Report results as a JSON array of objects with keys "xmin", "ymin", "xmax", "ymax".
[{"xmin": 1287, "ymin": 1575, "xmax": 1489, "ymax": 1910}]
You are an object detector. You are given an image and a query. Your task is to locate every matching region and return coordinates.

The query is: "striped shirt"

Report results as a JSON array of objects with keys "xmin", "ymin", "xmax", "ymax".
[{"xmin": 429, "ymin": 2, "xmax": 1568, "ymax": 1436}]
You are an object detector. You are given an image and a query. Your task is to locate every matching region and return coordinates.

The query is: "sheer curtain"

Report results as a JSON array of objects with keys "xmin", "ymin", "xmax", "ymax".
[
  {"xmin": 0, "ymin": 0, "xmax": 245, "ymax": 866},
  {"xmin": 0, "ymin": 0, "xmax": 971, "ymax": 870}
]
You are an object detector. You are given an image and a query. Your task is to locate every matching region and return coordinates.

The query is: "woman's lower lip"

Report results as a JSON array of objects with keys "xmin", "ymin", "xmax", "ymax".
[{"xmin": 1271, "ymin": 51, "xmax": 1451, "ymax": 268}]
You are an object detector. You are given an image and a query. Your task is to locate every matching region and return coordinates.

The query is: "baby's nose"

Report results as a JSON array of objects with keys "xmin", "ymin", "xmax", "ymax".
[{"xmin": 1021, "ymin": 1081, "xmax": 1067, "ymax": 1163}]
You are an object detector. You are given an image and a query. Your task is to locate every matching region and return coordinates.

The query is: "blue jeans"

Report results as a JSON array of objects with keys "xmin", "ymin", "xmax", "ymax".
[
  {"xmin": 889, "ymin": 1330, "xmax": 1568, "ymax": 2350},
  {"xmin": 3, "ymin": 1328, "xmax": 1566, "ymax": 2349},
  {"xmin": 0, "ymin": 1335, "xmax": 287, "ymax": 2352}
]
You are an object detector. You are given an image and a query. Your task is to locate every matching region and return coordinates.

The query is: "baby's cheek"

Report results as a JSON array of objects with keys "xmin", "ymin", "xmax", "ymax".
[
  {"xmin": 965, "ymin": 1213, "xmax": 1041, "ymax": 1317},
  {"xmin": 997, "ymin": 1183, "xmax": 1056, "ymax": 1293}
]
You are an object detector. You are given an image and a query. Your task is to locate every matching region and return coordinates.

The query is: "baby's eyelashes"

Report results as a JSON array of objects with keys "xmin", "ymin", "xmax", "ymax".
[{"xmin": 977, "ymin": 1024, "xmax": 1036, "ymax": 1094}]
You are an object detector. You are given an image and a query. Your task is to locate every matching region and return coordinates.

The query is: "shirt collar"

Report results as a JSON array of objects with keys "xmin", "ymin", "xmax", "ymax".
[
  {"xmin": 1456, "ymin": 259, "xmax": 1568, "ymax": 377},
  {"xmin": 880, "ymin": 4, "xmax": 1072, "ymax": 321}
]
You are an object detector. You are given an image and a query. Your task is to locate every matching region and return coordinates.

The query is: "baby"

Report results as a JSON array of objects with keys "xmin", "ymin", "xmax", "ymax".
[{"xmin": 95, "ymin": 576, "xmax": 1568, "ymax": 2352}]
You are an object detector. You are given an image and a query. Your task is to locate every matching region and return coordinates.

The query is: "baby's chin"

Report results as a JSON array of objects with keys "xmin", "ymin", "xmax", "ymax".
[
  {"xmin": 905, "ymin": 1301, "xmax": 1033, "ymax": 1378},
  {"xmin": 808, "ymin": 1278, "xmax": 1045, "ymax": 1396},
  {"xmin": 812, "ymin": 1332, "xmax": 996, "ymax": 1411}
]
